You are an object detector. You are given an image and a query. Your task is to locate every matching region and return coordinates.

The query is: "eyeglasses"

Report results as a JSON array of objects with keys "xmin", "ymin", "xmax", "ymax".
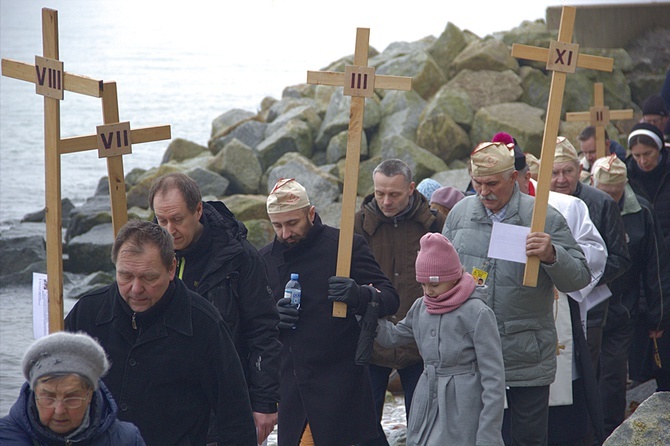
[
  {"xmin": 35, "ymin": 391, "xmax": 90, "ymax": 409},
  {"xmin": 643, "ymin": 116, "xmax": 665, "ymax": 127}
]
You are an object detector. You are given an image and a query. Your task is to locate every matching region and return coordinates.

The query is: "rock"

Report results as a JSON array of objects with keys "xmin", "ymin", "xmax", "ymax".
[
  {"xmin": 125, "ymin": 168, "xmax": 146, "ymax": 189},
  {"xmin": 416, "ymin": 89, "xmax": 472, "ymax": 163},
  {"xmin": 209, "ymin": 108, "xmax": 258, "ymax": 142},
  {"xmin": 376, "ymin": 50, "xmax": 446, "ymax": 100},
  {"xmin": 266, "ymin": 153, "xmax": 341, "ymax": 212},
  {"xmin": 222, "ymin": 194, "xmax": 269, "ymax": 221},
  {"xmin": 326, "ymin": 130, "xmax": 368, "ymax": 164},
  {"xmin": 315, "ymin": 91, "xmax": 381, "ymax": 150},
  {"xmin": 66, "ymin": 271, "xmax": 115, "ymax": 299},
  {"xmin": 184, "ymin": 167, "xmax": 229, "ymax": 198},
  {"xmin": 0, "ymin": 223, "xmax": 47, "ymax": 286},
  {"xmin": 256, "ymin": 119, "xmax": 314, "ymax": 170},
  {"xmin": 206, "ymin": 139, "xmax": 262, "ymax": 194},
  {"xmin": 65, "ymin": 223, "xmax": 115, "ymax": 274},
  {"xmin": 369, "ymin": 90, "xmax": 427, "ymax": 156},
  {"xmin": 501, "ymin": 19, "xmax": 556, "ymax": 48},
  {"xmin": 519, "ymin": 66, "xmax": 550, "ymax": 110},
  {"xmin": 470, "ymin": 102, "xmax": 546, "ymax": 156},
  {"xmin": 450, "ymin": 38, "xmax": 520, "ymax": 77},
  {"xmin": 161, "ymin": 138, "xmax": 208, "ymax": 164},
  {"xmin": 445, "ymin": 69, "xmax": 524, "ymax": 111},
  {"xmin": 242, "ymin": 219, "xmax": 275, "ymax": 250},
  {"xmin": 432, "ymin": 168, "xmax": 472, "ymax": 192},
  {"xmin": 267, "ymin": 97, "xmax": 320, "ymax": 123},
  {"xmin": 65, "ymin": 195, "xmax": 113, "ymax": 242},
  {"xmin": 21, "ymin": 198, "xmax": 75, "ymax": 227},
  {"xmin": 380, "ymin": 135, "xmax": 449, "ymax": 182},
  {"xmin": 604, "ymin": 392, "xmax": 670, "ymax": 445},
  {"xmin": 265, "ymin": 104, "xmax": 322, "ymax": 141},
  {"xmin": 209, "ymin": 120, "xmax": 267, "ymax": 155},
  {"xmin": 125, "ymin": 164, "xmax": 182, "ymax": 210},
  {"xmin": 427, "ymin": 22, "xmax": 469, "ymax": 78}
]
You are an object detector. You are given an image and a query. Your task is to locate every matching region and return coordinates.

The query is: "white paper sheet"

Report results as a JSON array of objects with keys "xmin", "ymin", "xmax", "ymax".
[
  {"xmin": 32, "ymin": 272, "xmax": 49, "ymax": 339},
  {"xmin": 488, "ymin": 222, "xmax": 530, "ymax": 264}
]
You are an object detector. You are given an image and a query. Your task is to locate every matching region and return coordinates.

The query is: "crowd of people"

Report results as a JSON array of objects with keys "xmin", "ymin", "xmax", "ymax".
[{"xmin": 1, "ymin": 82, "xmax": 669, "ymax": 445}]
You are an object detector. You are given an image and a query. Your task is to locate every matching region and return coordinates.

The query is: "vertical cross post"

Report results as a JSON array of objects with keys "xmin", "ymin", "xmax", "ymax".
[
  {"xmin": 511, "ymin": 6, "xmax": 614, "ymax": 286},
  {"xmin": 307, "ymin": 28, "xmax": 412, "ymax": 316},
  {"xmin": 2, "ymin": 8, "xmax": 104, "ymax": 332},
  {"xmin": 565, "ymin": 82, "xmax": 633, "ymax": 159}
]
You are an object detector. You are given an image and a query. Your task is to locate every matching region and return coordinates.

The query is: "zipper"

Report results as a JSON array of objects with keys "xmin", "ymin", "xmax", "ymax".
[{"xmin": 132, "ymin": 313, "xmax": 137, "ymax": 330}]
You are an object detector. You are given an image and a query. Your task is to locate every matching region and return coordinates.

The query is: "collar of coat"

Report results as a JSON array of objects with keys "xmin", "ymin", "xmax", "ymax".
[
  {"xmin": 621, "ymin": 183, "xmax": 642, "ymax": 217},
  {"xmin": 360, "ymin": 190, "xmax": 439, "ymax": 236}
]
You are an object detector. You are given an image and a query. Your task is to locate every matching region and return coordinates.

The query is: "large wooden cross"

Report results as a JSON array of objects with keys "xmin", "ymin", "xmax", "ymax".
[
  {"xmin": 1, "ymin": 8, "xmax": 170, "ymax": 332},
  {"xmin": 566, "ymin": 82, "xmax": 633, "ymax": 158},
  {"xmin": 511, "ymin": 6, "xmax": 614, "ymax": 287},
  {"xmin": 307, "ymin": 28, "xmax": 412, "ymax": 317}
]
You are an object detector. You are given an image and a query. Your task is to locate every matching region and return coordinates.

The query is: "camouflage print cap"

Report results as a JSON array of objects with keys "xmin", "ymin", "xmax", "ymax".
[
  {"xmin": 470, "ymin": 142, "xmax": 515, "ymax": 176},
  {"xmin": 266, "ymin": 178, "xmax": 311, "ymax": 214},
  {"xmin": 592, "ymin": 154, "xmax": 627, "ymax": 185}
]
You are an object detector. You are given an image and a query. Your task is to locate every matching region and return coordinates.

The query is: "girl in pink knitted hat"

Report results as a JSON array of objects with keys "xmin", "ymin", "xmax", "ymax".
[{"xmin": 375, "ymin": 233, "xmax": 505, "ymax": 446}]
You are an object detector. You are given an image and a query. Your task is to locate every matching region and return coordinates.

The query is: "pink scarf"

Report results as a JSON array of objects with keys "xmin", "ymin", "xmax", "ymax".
[{"xmin": 423, "ymin": 272, "xmax": 476, "ymax": 314}]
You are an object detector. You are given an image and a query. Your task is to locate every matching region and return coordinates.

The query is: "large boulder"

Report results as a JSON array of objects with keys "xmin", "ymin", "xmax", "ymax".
[
  {"xmin": 265, "ymin": 153, "xmax": 341, "ymax": 211},
  {"xmin": 67, "ymin": 271, "xmax": 115, "ymax": 300},
  {"xmin": 256, "ymin": 119, "xmax": 314, "ymax": 170},
  {"xmin": 65, "ymin": 195, "xmax": 113, "ymax": 242},
  {"xmin": 184, "ymin": 167, "xmax": 229, "ymax": 198},
  {"xmin": 450, "ymin": 38, "xmax": 520, "ymax": 77},
  {"xmin": 242, "ymin": 219, "xmax": 275, "ymax": 250},
  {"xmin": 209, "ymin": 120, "xmax": 267, "ymax": 155},
  {"xmin": 470, "ymin": 102, "xmax": 546, "ymax": 156},
  {"xmin": 445, "ymin": 69, "xmax": 524, "ymax": 111},
  {"xmin": 315, "ymin": 91, "xmax": 381, "ymax": 150},
  {"xmin": 368, "ymin": 90, "xmax": 427, "ymax": 156},
  {"xmin": 0, "ymin": 223, "xmax": 47, "ymax": 286},
  {"xmin": 326, "ymin": 130, "xmax": 368, "ymax": 164},
  {"xmin": 432, "ymin": 168, "xmax": 472, "ymax": 192},
  {"xmin": 379, "ymin": 136, "xmax": 449, "ymax": 183},
  {"xmin": 209, "ymin": 108, "xmax": 257, "ymax": 142},
  {"xmin": 376, "ymin": 50, "xmax": 446, "ymax": 100},
  {"xmin": 125, "ymin": 164, "xmax": 182, "ymax": 210},
  {"xmin": 161, "ymin": 138, "xmax": 208, "ymax": 164},
  {"xmin": 206, "ymin": 139, "xmax": 262, "ymax": 194},
  {"xmin": 416, "ymin": 108, "xmax": 471, "ymax": 164},
  {"xmin": 265, "ymin": 104, "xmax": 322, "ymax": 140},
  {"xmin": 604, "ymin": 392, "xmax": 670, "ymax": 445},
  {"xmin": 223, "ymin": 194, "xmax": 269, "ymax": 222},
  {"xmin": 22, "ymin": 198, "xmax": 75, "ymax": 227},
  {"xmin": 427, "ymin": 22, "xmax": 470, "ymax": 78},
  {"xmin": 65, "ymin": 223, "xmax": 115, "ymax": 274}
]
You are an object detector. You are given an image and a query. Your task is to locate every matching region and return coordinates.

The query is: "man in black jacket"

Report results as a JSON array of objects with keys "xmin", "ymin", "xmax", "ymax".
[
  {"xmin": 593, "ymin": 155, "xmax": 670, "ymax": 436},
  {"xmin": 149, "ymin": 172, "xmax": 281, "ymax": 445},
  {"xmin": 260, "ymin": 178, "xmax": 399, "ymax": 446},
  {"xmin": 65, "ymin": 220, "xmax": 257, "ymax": 446}
]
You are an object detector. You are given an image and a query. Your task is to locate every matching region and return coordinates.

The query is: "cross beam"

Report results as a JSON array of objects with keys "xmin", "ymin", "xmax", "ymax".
[
  {"xmin": 510, "ymin": 6, "xmax": 614, "ymax": 287},
  {"xmin": 566, "ymin": 82, "xmax": 633, "ymax": 159},
  {"xmin": 307, "ymin": 28, "xmax": 412, "ymax": 317}
]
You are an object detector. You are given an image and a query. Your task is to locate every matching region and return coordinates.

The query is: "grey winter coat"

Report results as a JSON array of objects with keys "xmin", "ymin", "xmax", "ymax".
[
  {"xmin": 443, "ymin": 187, "xmax": 590, "ymax": 387},
  {"xmin": 376, "ymin": 291, "xmax": 505, "ymax": 446}
]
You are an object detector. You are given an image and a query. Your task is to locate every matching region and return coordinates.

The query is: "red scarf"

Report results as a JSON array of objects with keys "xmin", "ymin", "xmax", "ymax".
[{"xmin": 423, "ymin": 272, "xmax": 476, "ymax": 314}]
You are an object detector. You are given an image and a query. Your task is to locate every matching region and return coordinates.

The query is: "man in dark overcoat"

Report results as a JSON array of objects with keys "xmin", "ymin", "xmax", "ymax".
[{"xmin": 259, "ymin": 178, "xmax": 400, "ymax": 446}]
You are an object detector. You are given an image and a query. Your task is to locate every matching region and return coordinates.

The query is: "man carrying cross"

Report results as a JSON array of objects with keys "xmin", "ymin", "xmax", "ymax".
[
  {"xmin": 259, "ymin": 178, "xmax": 399, "ymax": 445},
  {"xmin": 442, "ymin": 141, "xmax": 590, "ymax": 445}
]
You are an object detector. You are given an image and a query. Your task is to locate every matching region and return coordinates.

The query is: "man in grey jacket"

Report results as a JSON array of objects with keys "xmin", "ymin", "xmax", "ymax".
[{"xmin": 443, "ymin": 141, "xmax": 591, "ymax": 446}]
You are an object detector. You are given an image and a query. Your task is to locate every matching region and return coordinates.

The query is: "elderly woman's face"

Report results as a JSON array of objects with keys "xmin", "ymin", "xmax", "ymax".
[
  {"xmin": 631, "ymin": 142, "xmax": 661, "ymax": 172},
  {"xmin": 34, "ymin": 374, "xmax": 92, "ymax": 435}
]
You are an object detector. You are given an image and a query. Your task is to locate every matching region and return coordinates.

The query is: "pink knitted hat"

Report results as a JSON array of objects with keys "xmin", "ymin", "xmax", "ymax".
[
  {"xmin": 415, "ymin": 233, "xmax": 463, "ymax": 283},
  {"xmin": 430, "ymin": 186, "xmax": 465, "ymax": 210}
]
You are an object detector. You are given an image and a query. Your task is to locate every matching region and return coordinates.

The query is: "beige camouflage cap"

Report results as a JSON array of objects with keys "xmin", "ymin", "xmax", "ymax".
[
  {"xmin": 266, "ymin": 178, "xmax": 311, "ymax": 214},
  {"xmin": 525, "ymin": 152, "xmax": 540, "ymax": 176},
  {"xmin": 470, "ymin": 142, "xmax": 515, "ymax": 176},
  {"xmin": 554, "ymin": 136, "xmax": 580, "ymax": 163},
  {"xmin": 592, "ymin": 154, "xmax": 627, "ymax": 185}
]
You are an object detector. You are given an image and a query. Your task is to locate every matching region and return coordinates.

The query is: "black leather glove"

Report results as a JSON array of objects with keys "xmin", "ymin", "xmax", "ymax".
[
  {"xmin": 276, "ymin": 297, "xmax": 299, "ymax": 330},
  {"xmin": 327, "ymin": 276, "xmax": 361, "ymax": 309}
]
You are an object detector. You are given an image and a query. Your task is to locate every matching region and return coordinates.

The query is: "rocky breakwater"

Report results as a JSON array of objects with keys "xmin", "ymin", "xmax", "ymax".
[{"xmin": 2, "ymin": 21, "xmax": 668, "ymax": 302}]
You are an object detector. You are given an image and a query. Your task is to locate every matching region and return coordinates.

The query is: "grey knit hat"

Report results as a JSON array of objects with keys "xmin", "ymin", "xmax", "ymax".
[{"xmin": 22, "ymin": 331, "xmax": 110, "ymax": 390}]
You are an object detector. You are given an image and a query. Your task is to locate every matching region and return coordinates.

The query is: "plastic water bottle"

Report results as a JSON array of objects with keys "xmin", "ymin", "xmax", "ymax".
[{"xmin": 284, "ymin": 273, "xmax": 301, "ymax": 329}]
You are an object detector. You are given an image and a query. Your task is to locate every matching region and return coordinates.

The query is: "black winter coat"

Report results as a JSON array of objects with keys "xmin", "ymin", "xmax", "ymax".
[
  {"xmin": 260, "ymin": 214, "xmax": 399, "ymax": 446},
  {"xmin": 64, "ymin": 280, "xmax": 257, "ymax": 446},
  {"xmin": 176, "ymin": 201, "xmax": 281, "ymax": 414}
]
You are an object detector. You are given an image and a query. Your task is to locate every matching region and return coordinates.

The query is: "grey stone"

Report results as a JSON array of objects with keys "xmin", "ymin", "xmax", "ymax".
[
  {"xmin": 376, "ymin": 50, "xmax": 446, "ymax": 100},
  {"xmin": 427, "ymin": 22, "xmax": 469, "ymax": 78},
  {"xmin": 22, "ymin": 198, "xmax": 75, "ymax": 227},
  {"xmin": 66, "ymin": 271, "xmax": 115, "ymax": 300},
  {"xmin": 65, "ymin": 223, "xmax": 115, "ymax": 274},
  {"xmin": 265, "ymin": 104, "xmax": 322, "ymax": 140},
  {"xmin": 0, "ymin": 223, "xmax": 47, "ymax": 286},
  {"xmin": 369, "ymin": 90, "xmax": 427, "ymax": 156},
  {"xmin": 185, "ymin": 167, "xmax": 229, "ymax": 198},
  {"xmin": 450, "ymin": 38, "xmax": 519, "ymax": 77},
  {"xmin": 326, "ymin": 130, "xmax": 368, "ymax": 164},
  {"xmin": 315, "ymin": 91, "xmax": 381, "ymax": 150},
  {"xmin": 209, "ymin": 120, "xmax": 267, "ymax": 155},
  {"xmin": 242, "ymin": 219, "xmax": 275, "ymax": 250},
  {"xmin": 210, "ymin": 108, "xmax": 257, "ymax": 140},
  {"xmin": 256, "ymin": 119, "xmax": 314, "ymax": 170},
  {"xmin": 432, "ymin": 168, "xmax": 472, "ymax": 192},
  {"xmin": 445, "ymin": 69, "xmax": 523, "ymax": 111},
  {"xmin": 380, "ymin": 136, "xmax": 449, "ymax": 182},
  {"xmin": 223, "ymin": 194, "xmax": 269, "ymax": 222},
  {"xmin": 161, "ymin": 138, "xmax": 208, "ymax": 164},
  {"xmin": 65, "ymin": 195, "xmax": 113, "ymax": 242},
  {"xmin": 206, "ymin": 139, "xmax": 262, "ymax": 194},
  {"xmin": 604, "ymin": 392, "xmax": 670, "ymax": 445}
]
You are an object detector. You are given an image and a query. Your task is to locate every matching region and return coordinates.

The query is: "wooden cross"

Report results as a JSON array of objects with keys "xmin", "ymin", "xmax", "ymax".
[
  {"xmin": 510, "ymin": 6, "xmax": 614, "ymax": 287},
  {"xmin": 307, "ymin": 28, "xmax": 412, "ymax": 317},
  {"xmin": 1, "ymin": 8, "xmax": 170, "ymax": 333},
  {"xmin": 566, "ymin": 82, "xmax": 633, "ymax": 158},
  {"xmin": 59, "ymin": 80, "xmax": 171, "ymax": 234}
]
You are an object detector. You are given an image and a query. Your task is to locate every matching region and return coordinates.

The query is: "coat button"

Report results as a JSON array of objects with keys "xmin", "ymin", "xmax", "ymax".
[
  {"xmin": 129, "ymin": 358, "xmax": 136, "ymax": 366},
  {"xmin": 120, "ymin": 403, "xmax": 128, "ymax": 411},
  {"xmin": 431, "ymin": 330, "xmax": 436, "ymax": 337}
]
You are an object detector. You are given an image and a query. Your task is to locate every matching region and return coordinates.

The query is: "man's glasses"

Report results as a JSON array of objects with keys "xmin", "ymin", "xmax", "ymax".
[{"xmin": 35, "ymin": 391, "xmax": 90, "ymax": 409}]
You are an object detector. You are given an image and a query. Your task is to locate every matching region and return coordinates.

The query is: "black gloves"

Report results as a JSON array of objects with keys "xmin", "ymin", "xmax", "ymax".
[
  {"xmin": 327, "ymin": 276, "xmax": 361, "ymax": 310},
  {"xmin": 276, "ymin": 297, "xmax": 299, "ymax": 330}
]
